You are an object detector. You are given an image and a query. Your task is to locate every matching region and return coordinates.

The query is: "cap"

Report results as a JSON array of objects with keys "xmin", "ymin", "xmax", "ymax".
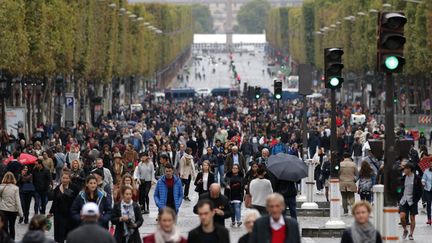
[{"xmin": 81, "ymin": 202, "xmax": 99, "ymax": 216}]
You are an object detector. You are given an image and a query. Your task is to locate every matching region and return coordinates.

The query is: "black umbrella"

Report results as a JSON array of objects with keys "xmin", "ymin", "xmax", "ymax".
[{"xmin": 267, "ymin": 153, "xmax": 308, "ymax": 181}]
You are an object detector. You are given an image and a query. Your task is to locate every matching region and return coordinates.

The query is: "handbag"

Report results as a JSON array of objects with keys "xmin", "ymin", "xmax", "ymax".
[{"xmin": 244, "ymin": 194, "xmax": 252, "ymax": 208}]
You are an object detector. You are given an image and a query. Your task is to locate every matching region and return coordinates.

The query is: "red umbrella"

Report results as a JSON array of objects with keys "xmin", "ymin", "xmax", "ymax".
[
  {"xmin": 419, "ymin": 156, "xmax": 432, "ymax": 172},
  {"xmin": 4, "ymin": 153, "xmax": 38, "ymax": 165}
]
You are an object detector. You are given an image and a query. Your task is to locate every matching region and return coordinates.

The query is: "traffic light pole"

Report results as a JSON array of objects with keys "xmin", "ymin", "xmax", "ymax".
[
  {"xmin": 383, "ymin": 72, "xmax": 399, "ymax": 242},
  {"xmin": 325, "ymin": 88, "xmax": 345, "ymax": 228},
  {"xmin": 277, "ymin": 99, "xmax": 280, "ymax": 122}
]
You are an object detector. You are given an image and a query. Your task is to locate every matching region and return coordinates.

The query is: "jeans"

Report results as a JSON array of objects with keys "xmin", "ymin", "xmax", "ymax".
[
  {"xmin": 215, "ymin": 164, "xmax": 225, "ymax": 186},
  {"xmin": 1, "ymin": 210, "xmax": 17, "ymax": 239},
  {"xmin": 34, "ymin": 191, "xmax": 48, "ymax": 214},
  {"xmin": 55, "ymin": 166, "xmax": 63, "ymax": 183},
  {"xmin": 181, "ymin": 176, "xmax": 191, "ymax": 197},
  {"xmin": 231, "ymin": 202, "xmax": 242, "ymax": 223},
  {"xmin": 341, "ymin": 191, "xmax": 355, "ymax": 214},
  {"xmin": 353, "ymin": 156, "xmax": 362, "ymax": 167},
  {"xmin": 360, "ymin": 191, "xmax": 372, "ymax": 203},
  {"xmin": 139, "ymin": 181, "xmax": 152, "ymax": 210},
  {"xmin": 20, "ymin": 192, "xmax": 33, "ymax": 221},
  {"xmin": 285, "ymin": 196, "xmax": 297, "ymax": 220}
]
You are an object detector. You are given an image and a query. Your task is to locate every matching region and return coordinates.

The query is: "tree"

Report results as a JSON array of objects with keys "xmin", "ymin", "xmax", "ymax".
[
  {"xmin": 237, "ymin": 0, "xmax": 271, "ymax": 33},
  {"xmin": 192, "ymin": 4, "xmax": 214, "ymax": 33}
]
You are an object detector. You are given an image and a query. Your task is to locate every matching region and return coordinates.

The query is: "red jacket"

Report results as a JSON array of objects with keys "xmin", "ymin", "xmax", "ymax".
[{"xmin": 143, "ymin": 234, "xmax": 187, "ymax": 243}]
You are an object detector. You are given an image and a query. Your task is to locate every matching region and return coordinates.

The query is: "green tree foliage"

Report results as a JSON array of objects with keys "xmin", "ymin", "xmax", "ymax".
[
  {"xmin": 266, "ymin": 0, "xmax": 432, "ymax": 77},
  {"xmin": 192, "ymin": 4, "xmax": 214, "ymax": 33},
  {"xmin": 237, "ymin": 0, "xmax": 271, "ymax": 33}
]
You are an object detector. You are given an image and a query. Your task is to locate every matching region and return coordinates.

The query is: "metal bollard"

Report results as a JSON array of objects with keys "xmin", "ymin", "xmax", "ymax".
[
  {"xmin": 301, "ymin": 159, "xmax": 319, "ymax": 209},
  {"xmin": 372, "ymin": 185, "xmax": 384, "ymax": 234}
]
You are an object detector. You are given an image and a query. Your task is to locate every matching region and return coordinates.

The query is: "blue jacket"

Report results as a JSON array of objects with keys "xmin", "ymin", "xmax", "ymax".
[
  {"xmin": 271, "ymin": 143, "xmax": 288, "ymax": 155},
  {"xmin": 154, "ymin": 175, "xmax": 183, "ymax": 212},
  {"xmin": 71, "ymin": 189, "xmax": 112, "ymax": 228}
]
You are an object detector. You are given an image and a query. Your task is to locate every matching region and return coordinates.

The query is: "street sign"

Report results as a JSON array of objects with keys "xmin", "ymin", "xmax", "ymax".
[
  {"xmin": 65, "ymin": 97, "xmax": 74, "ymax": 108},
  {"xmin": 64, "ymin": 93, "xmax": 75, "ymax": 127}
]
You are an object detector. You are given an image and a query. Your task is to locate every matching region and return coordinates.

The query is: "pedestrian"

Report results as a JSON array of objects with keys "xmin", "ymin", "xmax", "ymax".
[
  {"xmin": 155, "ymin": 154, "xmax": 169, "ymax": 180},
  {"xmin": 249, "ymin": 193, "xmax": 301, "ymax": 243},
  {"xmin": 0, "ymin": 211, "xmax": 13, "ymax": 243},
  {"xmin": 244, "ymin": 162, "xmax": 259, "ymax": 208},
  {"xmin": 179, "ymin": 147, "xmax": 196, "ymax": 201},
  {"xmin": 399, "ymin": 163, "xmax": 423, "ymax": 240},
  {"xmin": 20, "ymin": 215, "xmax": 55, "ymax": 243},
  {"xmin": 17, "ymin": 165, "xmax": 35, "ymax": 224},
  {"xmin": 339, "ymin": 153, "xmax": 358, "ymax": 215},
  {"xmin": 212, "ymin": 139, "xmax": 226, "ymax": 186},
  {"xmin": 53, "ymin": 145, "xmax": 66, "ymax": 183},
  {"xmin": 238, "ymin": 209, "xmax": 260, "ymax": 243},
  {"xmin": 67, "ymin": 202, "xmax": 116, "ymax": 243},
  {"xmin": 200, "ymin": 147, "xmax": 217, "ymax": 169},
  {"xmin": 71, "ymin": 175, "xmax": 112, "ymax": 228},
  {"xmin": 341, "ymin": 201, "xmax": 382, "ymax": 243},
  {"xmin": 422, "ymin": 159, "xmax": 432, "ymax": 225},
  {"xmin": 70, "ymin": 159, "xmax": 86, "ymax": 189},
  {"xmin": 42, "ymin": 151, "xmax": 55, "ymax": 178},
  {"xmin": 6, "ymin": 151, "xmax": 22, "ymax": 181},
  {"xmin": 249, "ymin": 167, "xmax": 273, "ymax": 215},
  {"xmin": 225, "ymin": 164, "xmax": 244, "ymax": 227},
  {"xmin": 142, "ymin": 207, "xmax": 187, "ymax": 243},
  {"xmin": 194, "ymin": 160, "xmax": 215, "ymax": 195},
  {"xmin": 32, "ymin": 159, "xmax": 52, "ymax": 215},
  {"xmin": 123, "ymin": 144, "xmax": 139, "ymax": 174},
  {"xmin": 358, "ymin": 161, "xmax": 373, "ymax": 202},
  {"xmin": 94, "ymin": 158, "xmax": 114, "ymax": 192},
  {"xmin": 112, "ymin": 153, "xmax": 128, "ymax": 186},
  {"xmin": 351, "ymin": 137, "xmax": 363, "ymax": 167},
  {"xmin": 134, "ymin": 151, "xmax": 155, "ymax": 214},
  {"xmin": 0, "ymin": 172, "xmax": 23, "ymax": 240},
  {"xmin": 114, "ymin": 173, "xmax": 139, "ymax": 204},
  {"xmin": 318, "ymin": 152, "xmax": 331, "ymax": 202},
  {"xmin": 111, "ymin": 185, "xmax": 143, "ymax": 243},
  {"xmin": 193, "ymin": 183, "xmax": 231, "ymax": 226},
  {"xmin": 225, "ymin": 146, "xmax": 247, "ymax": 174},
  {"xmin": 188, "ymin": 199, "xmax": 230, "ymax": 243},
  {"xmin": 154, "ymin": 163, "xmax": 183, "ymax": 214},
  {"xmin": 275, "ymin": 179, "xmax": 298, "ymax": 220},
  {"xmin": 312, "ymin": 147, "xmax": 327, "ymax": 194},
  {"xmin": 49, "ymin": 168, "xmax": 78, "ymax": 242}
]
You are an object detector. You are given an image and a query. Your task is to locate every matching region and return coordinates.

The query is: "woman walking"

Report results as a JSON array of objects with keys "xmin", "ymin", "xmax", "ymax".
[
  {"xmin": 134, "ymin": 152, "xmax": 155, "ymax": 214},
  {"xmin": 111, "ymin": 185, "xmax": 143, "ymax": 243},
  {"xmin": 114, "ymin": 173, "xmax": 139, "ymax": 204},
  {"xmin": 341, "ymin": 201, "xmax": 382, "ymax": 243},
  {"xmin": 179, "ymin": 147, "xmax": 195, "ymax": 201},
  {"xmin": 17, "ymin": 165, "xmax": 35, "ymax": 224},
  {"xmin": 70, "ymin": 159, "xmax": 85, "ymax": 189},
  {"xmin": 225, "ymin": 164, "xmax": 244, "ymax": 227},
  {"xmin": 422, "ymin": 159, "xmax": 432, "ymax": 225},
  {"xmin": 143, "ymin": 207, "xmax": 187, "ymax": 243},
  {"xmin": 358, "ymin": 161, "xmax": 374, "ymax": 202},
  {"xmin": 0, "ymin": 172, "xmax": 23, "ymax": 240},
  {"xmin": 71, "ymin": 175, "xmax": 112, "ymax": 228},
  {"xmin": 21, "ymin": 215, "xmax": 55, "ymax": 243},
  {"xmin": 49, "ymin": 169, "xmax": 78, "ymax": 243},
  {"xmin": 194, "ymin": 160, "xmax": 214, "ymax": 195}
]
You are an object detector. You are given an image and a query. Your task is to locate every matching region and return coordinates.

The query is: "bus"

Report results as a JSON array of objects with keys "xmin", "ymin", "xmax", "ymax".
[
  {"xmin": 211, "ymin": 88, "xmax": 240, "ymax": 98},
  {"xmin": 164, "ymin": 88, "xmax": 196, "ymax": 101}
]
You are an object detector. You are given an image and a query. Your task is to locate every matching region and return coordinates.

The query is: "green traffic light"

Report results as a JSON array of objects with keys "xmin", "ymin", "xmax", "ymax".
[
  {"xmin": 385, "ymin": 56, "xmax": 399, "ymax": 70},
  {"xmin": 255, "ymin": 95, "xmax": 260, "ymax": 99},
  {"xmin": 275, "ymin": 94, "xmax": 281, "ymax": 100},
  {"xmin": 329, "ymin": 77, "xmax": 340, "ymax": 87}
]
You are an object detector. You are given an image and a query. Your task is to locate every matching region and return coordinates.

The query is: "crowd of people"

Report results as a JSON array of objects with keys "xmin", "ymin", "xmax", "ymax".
[{"xmin": 0, "ymin": 94, "xmax": 431, "ymax": 242}]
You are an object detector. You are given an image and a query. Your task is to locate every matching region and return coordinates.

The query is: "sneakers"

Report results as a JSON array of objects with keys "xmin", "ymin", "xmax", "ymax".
[
  {"xmin": 184, "ymin": 196, "xmax": 191, "ymax": 201},
  {"xmin": 18, "ymin": 217, "xmax": 23, "ymax": 224},
  {"xmin": 408, "ymin": 235, "xmax": 414, "ymax": 240},
  {"xmin": 231, "ymin": 222, "xmax": 236, "ymax": 227},
  {"xmin": 402, "ymin": 230, "xmax": 408, "ymax": 240},
  {"xmin": 427, "ymin": 220, "xmax": 432, "ymax": 225},
  {"xmin": 237, "ymin": 222, "xmax": 242, "ymax": 227}
]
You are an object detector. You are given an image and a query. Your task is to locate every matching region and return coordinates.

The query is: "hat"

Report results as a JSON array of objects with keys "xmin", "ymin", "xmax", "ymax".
[
  {"xmin": 91, "ymin": 168, "xmax": 105, "ymax": 179},
  {"xmin": 81, "ymin": 202, "xmax": 99, "ymax": 216},
  {"xmin": 113, "ymin": 153, "xmax": 122, "ymax": 159}
]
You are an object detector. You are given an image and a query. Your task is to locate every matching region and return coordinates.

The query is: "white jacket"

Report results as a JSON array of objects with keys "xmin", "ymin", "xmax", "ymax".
[
  {"xmin": 0, "ymin": 184, "xmax": 23, "ymax": 217},
  {"xmin": 179, "ymin": 154, "xmax": 196, "ymax": 180}
]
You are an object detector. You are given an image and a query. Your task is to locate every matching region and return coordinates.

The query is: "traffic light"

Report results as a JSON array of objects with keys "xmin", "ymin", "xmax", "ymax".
[
  {"xmin": 255, "ymin": 86, "xmax": 261, "ymax": 99},
  {"xmin": 324, "ymin": 48, "xmax": 344, "ymax": 89},
  {"xmin": 274, "ymin": 80, "xmax": 282, "ymax": 100},
  {"xmin": 377, "ymin": 12, "xmax": 407, "ymax": 73}
]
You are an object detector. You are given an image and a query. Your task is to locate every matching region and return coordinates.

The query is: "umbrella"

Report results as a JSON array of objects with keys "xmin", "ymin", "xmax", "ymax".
[
  {"xmin": 267, "ymin": 153, "xmax": 308, "ymax": 181},
  {"xmin": 4, "ymin": 153, "xmax": 38, "ymax": 165},
  {"xmin": 419, "ymin": 156, "xmax": 432, "ymax": 172}
]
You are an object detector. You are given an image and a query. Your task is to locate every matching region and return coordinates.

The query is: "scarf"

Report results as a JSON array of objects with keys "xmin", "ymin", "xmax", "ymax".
[
  {"xmin": 121, "ymin": 200, "xmax": 136, "ymax": 240},
  {"xmin": 154, "ymin": 225, "xmax": 182, "ymax": 243},
  {"xmin": 351, "ymin": 221, "xmax": 376, "ymax": 243}
]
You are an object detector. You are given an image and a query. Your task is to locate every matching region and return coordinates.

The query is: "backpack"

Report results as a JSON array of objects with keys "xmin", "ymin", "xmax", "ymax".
[{"xmin": 358, "ymin": 177, "xmax": 373, "ymax": 193}]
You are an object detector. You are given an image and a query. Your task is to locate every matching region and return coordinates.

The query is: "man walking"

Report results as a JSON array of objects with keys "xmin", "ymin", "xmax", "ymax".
[
  {"xmin": 249, "ymin": 193, "xmax": 300, "ymax": 243},
  {"xmin": 188, "ymin": 199, "xmax": 230, "ymax": 243},
  {"xmin": 154, "ymin": 163, "xmax": 183, "ymax": 213},
  {"xmin": 66, "ymin": 202, "xmax": 116, "ymax": 243},
  {"xmin": 399, "ymin": 163, "xmax": 423, "ymax": 240},
  {"xmin": 339, "ymin": 152, "xmax": 358, "ymax": 215},
  {"xmin": 193, "ymin": 183, "xmax": 231, "ymax": 226},
  {"xmin": 33, "ymin": 159, "xmax": 52, "ymax": 215}
]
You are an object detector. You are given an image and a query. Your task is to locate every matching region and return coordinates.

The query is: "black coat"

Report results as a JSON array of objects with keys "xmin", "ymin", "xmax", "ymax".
[
  {"xmin": 249, "ymin": 216, "xmax": 300, "ymax": 243},
  {"xmin": 187, "ymin": 224, "xmax": 230, "ymax": 243},
  {"xmin": 193, "ymin": 192, "xmax": 231, "ymax": 226},
  {"xmin": 341, "ymin": 228, "xmax": 382, "ymax": 243},
  {"xmin": 194, "ymin": 172, "xmax": 215, "ymax": 194},
  {"xmin": 398, "ymin": 174, "xmax": 423, "ymax": 204},
  {"xmin": 66, "ymin": 223, "xmax": 116, "ymax": 243},
  {"xmin": 238, "ymin": 233, "xmax": 249, "ymax": 243},
  {"xmin": 49, "ymin": 184, "xmax": 79, "ymax": 216},
  {"xmin": 32, "ymin": 167, "xmax": 52, "ymax": 192},
  {"xmin": 111, "ymin": 202, "xmax": 143, "ymax": 243}
]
